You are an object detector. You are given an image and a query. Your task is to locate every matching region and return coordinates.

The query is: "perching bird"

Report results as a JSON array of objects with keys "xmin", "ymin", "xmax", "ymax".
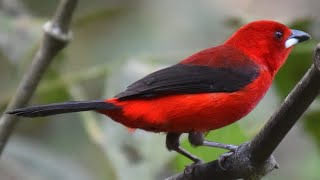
[{"xmin": 7, "ymin": 20, "xmax": 311, "ymax": 164}]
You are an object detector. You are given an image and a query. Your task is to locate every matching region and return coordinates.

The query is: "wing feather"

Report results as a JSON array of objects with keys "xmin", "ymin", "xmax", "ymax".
[{"xmin": 116, "ymin": 63, "xmax": 259, "ymax": 100}]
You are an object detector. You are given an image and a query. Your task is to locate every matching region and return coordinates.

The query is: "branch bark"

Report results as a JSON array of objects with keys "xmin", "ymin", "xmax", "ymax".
[
  {"xmin": 0, "ymin": 0, "xmax": 78, "ymax": 155},
  {"xmin": 166, "ymin": 44, "xmax": 320, "ymax": 180}
]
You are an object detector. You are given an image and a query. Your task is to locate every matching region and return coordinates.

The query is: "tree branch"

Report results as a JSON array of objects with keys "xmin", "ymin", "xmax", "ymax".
[
  {"xmin": 166, "ymin": 44, "xmax": 320, "ymax": 180},
  {"xmin": 0, "ymin": 0, "xmax": 78, "ymax": 155}
]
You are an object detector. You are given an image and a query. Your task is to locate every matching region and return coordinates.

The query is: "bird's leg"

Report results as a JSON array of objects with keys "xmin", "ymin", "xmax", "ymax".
[
  {"xmin": 188, "ymin": 132, "xmax": 238, "ymax": 151},
  {"xmin": 166, "ymin": 132, "xmax": 204, "ymax": 174},
  {"xmin": 166, "ymin": 132, "xmax": 202, "ymax": 163},
  {"xmin": 188, "ymin": 132, "xmax": 238, "ymax": 170}
]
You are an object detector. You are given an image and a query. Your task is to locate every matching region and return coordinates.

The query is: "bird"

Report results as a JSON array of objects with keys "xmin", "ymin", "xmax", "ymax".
[{"xmin": 7, "ymin": 20, "xmax": 311, "ymax": 165}]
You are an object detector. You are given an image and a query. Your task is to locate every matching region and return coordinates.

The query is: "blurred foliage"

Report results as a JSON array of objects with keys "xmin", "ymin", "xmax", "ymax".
[
  {"xmin": 304, "ymin": 111, "xmax": 320, "ymax": 150},
  {"xmin": 224, "ymin": 17, "xmax": 244, "ymax": 29},
  {"xmin": 0, "ymin": 0, "xmax": 320, "ymax": 180}
]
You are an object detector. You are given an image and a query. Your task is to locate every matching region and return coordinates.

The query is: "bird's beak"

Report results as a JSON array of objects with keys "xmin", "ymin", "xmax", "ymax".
[{"xmin": 285, "ymin": 29, "xmax": 311, "ymax": 48}]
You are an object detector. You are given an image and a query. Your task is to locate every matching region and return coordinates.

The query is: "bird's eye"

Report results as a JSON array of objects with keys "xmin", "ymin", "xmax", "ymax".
[{"xmin": 274, "ymin": 31, "xmax": 283, "ymax": 40}]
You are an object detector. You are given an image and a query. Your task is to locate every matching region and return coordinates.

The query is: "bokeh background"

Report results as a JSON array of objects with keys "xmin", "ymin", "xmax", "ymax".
[{"xmin": 0, "ymin": 0, "xmax": 319, "ymax": 179}]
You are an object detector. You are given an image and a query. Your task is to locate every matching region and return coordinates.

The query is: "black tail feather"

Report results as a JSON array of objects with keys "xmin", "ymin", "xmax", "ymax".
[{"xmin": 6, "ymin": 100, "xmax": 118, "ymax": 117}]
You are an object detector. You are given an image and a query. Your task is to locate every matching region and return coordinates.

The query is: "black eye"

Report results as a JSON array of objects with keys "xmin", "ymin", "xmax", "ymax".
[{"xmin": 274, "ymin": 31, "xmax": 283, "ymax": 40}]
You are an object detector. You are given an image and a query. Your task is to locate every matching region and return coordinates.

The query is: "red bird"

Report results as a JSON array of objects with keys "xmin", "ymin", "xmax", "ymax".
[{"xmin": 7, "ymin": 20, "xmax": 310, "ymax": 163}]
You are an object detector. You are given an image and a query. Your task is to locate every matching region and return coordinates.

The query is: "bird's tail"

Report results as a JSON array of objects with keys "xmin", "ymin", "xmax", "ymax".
[{"xmin": 6, "ymin": 100, "xmax": 119, "ymax": 117}]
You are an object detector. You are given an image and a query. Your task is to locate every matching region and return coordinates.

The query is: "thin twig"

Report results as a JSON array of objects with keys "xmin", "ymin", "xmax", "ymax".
[
  {"xmin": 166, "ymin": 44, "xmax": 320, "ymax": 179},
  {"xmin": 0, "ymin": 0, "xmax": 78, "ymax": 155}
]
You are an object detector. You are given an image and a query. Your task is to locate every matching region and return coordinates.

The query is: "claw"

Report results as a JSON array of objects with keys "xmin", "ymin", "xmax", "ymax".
[
  {"xmin": 184, "ymin": 160, "xmax": 204, "ymax": 175},
  {"xmin": 218, "ymin": 151, "xmax": 234, "ymax": 170}
]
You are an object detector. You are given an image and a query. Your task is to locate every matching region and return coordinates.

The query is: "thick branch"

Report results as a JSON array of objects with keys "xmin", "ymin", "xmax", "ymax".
[
  {"xmin": 166, "ymin": 45, "xmax": 320, "ymax": 180},
  {"xmin": 0, "ymin": 0, "xmax": 78, "ymax": 155}
]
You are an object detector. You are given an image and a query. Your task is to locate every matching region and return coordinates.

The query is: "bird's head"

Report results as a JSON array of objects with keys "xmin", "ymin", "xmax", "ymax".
[{"xmin": 225, "ymin": 20, "xmax": 311, "ymax": 75}]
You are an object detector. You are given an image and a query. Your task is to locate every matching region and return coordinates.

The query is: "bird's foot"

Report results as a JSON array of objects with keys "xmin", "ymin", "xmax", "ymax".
[
  {"xmin": 218, "ymin": 151, "xmax": 234, "ymax": 171},
  {"xmin": 184, "ymin": 160, "xmax": 204, "ymax": 175}
]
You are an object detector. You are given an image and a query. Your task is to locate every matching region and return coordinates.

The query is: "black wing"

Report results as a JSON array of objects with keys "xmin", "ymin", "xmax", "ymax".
[{"xmin": 116, "ymin": 63, "xmax": 259, "ymax": 100}]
